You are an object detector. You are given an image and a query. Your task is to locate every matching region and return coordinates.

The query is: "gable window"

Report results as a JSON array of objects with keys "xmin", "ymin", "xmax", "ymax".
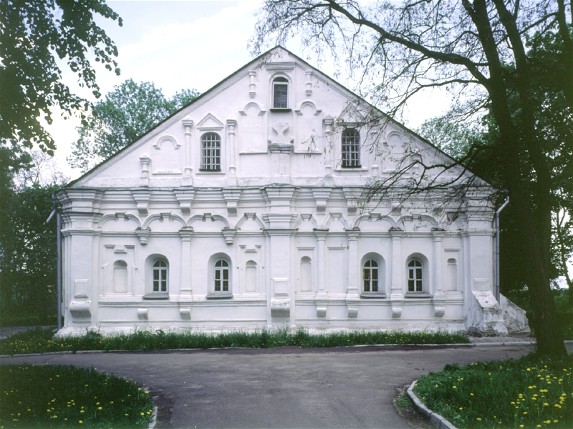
[
  {"xmin": 407, "ymin": 259, "xmax": 424, "ymax": 293},
  {"xmin": 341, "ymin": 128, "xmax": 360, "ymax": 168},
  {"xmin": 363, "ymin": 260, "xmax": 379, "ymax": 292},
  {"xmin": 200, "ymin": 132, "xmax": 221, "ymax": 171},
  {"xmin": 272, "ymin": 77, "xmax": 289, "ymax": 109},
  {"xmin": 208, "ymin": 254, "xmax": 232, "ymax": 299}
]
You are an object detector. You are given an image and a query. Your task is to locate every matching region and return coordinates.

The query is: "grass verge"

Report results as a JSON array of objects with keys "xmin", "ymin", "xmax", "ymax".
[
  {"xmin": 0, "ymin": 328, "xmax": 469, "ymax": 355},
  {"xmin": 414, "ymin": 354, "xmax": 573, "ymax": 428},
  {"xmin": 0, "ymin": 365, "xmax": 153, "ymax": 428}
]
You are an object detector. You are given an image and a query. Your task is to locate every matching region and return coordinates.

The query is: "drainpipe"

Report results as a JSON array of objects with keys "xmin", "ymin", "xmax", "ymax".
[
  {"xmin": 56, "ymin": 202, "xmax": 62, "ymax": 331},
  {"xmin": 46, "ymin": 195, "xmax": 62, "ymax": 331},
  {"xmin": 494, "ymin": 197, "xmax": 509, "ymax": 303}
]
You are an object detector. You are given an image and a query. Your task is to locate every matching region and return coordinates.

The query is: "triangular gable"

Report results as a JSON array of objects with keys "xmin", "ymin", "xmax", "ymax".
[{"xmin": 67, "ymin": 45, "xmax": 493, "ymax": 190}]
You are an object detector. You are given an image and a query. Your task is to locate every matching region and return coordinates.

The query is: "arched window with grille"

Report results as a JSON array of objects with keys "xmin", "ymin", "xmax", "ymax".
[
  {"xmin": 272, "ymin": 76, "xmax": 289, "ymax": 109},
  {"xmin": 200, "ymin": 132, "xmax": 221, "ymax": 171},
  {"xmin": 341, "ymin": 128, "xmax": 360, "ymax": 168}
]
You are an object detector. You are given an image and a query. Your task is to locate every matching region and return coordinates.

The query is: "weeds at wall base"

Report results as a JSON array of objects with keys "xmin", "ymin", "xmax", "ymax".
[{"xmin": 0, "ymin": 327, "xmax": 469, "ymax": 355}]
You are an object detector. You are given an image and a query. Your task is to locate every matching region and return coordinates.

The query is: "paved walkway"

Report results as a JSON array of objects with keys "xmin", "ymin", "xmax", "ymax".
[{"xmin": 1, "ymin": 341, "xmax": 539, "ymax": 428}]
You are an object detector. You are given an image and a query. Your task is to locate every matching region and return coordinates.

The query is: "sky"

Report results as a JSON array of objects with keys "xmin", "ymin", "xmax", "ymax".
[{"xmin": 49, "ymin": 0, "xmax": 451, "ymax": 179}]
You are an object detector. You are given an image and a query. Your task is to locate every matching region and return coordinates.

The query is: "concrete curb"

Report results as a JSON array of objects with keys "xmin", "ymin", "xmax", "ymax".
[
  {"xmin": 407, "ymin": 380, "xmax": 457, "ymax": 429},
  {"xmin": 0, "ymin": 339, "xmax": 547, "ymax": 359}
]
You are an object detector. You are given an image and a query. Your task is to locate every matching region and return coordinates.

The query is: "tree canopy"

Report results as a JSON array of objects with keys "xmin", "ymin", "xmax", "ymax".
[
  {"xmin": 68, "ymin": 79, "xmax": 200, "ymax": 172},
  {"xmin": 0, "ymin": 0, "xmax": 122, "ymax": 155},
  {"xmin": 254, "ymin": 0, "xmax": 573, "ymax": 356}
]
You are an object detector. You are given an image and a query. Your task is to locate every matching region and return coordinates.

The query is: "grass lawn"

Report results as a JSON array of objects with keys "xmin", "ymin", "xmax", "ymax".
[
  {"xmin": 2, "ymin": 328, "xmax": 571, "ymax": 428},
  {"xmin": 414, "ymin": 355, "xmax": 573, "ymax": 429},
  {"xmin": 0, "ymin": 365, "xmax": 153, "ymax": 428}
]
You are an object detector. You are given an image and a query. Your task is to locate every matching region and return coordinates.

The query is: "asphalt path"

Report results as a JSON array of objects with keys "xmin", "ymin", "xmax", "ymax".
[{"xmin": 0, "ymin": 343, "xmax": 537, "ymax": 429}]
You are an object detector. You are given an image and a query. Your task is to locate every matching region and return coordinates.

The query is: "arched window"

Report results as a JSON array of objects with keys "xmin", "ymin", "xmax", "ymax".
[
  {"xmin": 407, "ymin": 259, "xmax": 424, "ymax": 293},
  {"xmin": 341, "ymin": 128, "xmax": 360, "ymax": 168},
  {"xmin": 363, "ymin": 259, "xmax": 379, "ymax": 292},
  {"xmin": 144, "ymin": 255, "xmax": 169, "ymax": 299},
  {"xmin": 214, "ymin": 259, "xmax": 230, "ymax": 293},
  {"xmin": 272, "ymin": 76, "xmax": 289, "ymax": 109},
  {"xmin": 152, "ymin": 260, "xmax": 168, "ymax": 293},
  {"xmin": 200, "ymin": 132, "xmax": 221, "ymax": 171}
]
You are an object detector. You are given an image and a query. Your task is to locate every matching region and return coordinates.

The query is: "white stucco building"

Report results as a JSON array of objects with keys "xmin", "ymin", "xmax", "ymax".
[{"xmin": 57, "ymin": 47, "xmax": 524, "ymax": 336}]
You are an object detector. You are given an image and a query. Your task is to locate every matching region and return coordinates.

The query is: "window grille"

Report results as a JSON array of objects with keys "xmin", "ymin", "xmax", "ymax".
[
  {"xmin": 341, "ymin": 128, "xmax": 360, "ymax": 167},
  {"xmin": 201, "ymin": 132, "xmax": 221, "ymax": 171},
  {"xmin": 272, "ymin": 77, "xmax": 288, "ymax": 109}
]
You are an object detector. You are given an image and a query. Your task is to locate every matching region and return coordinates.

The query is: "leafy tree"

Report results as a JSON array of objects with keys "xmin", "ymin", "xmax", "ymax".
[
  {"xmin": 254, "ymin": 0, "xmax": 573, "ymax": 356},
  {"xmin": 418, "ymin": 24, "xmax": 573, "ymax": 307},
  {"xmin": 0, "ymin": 0, "xmax": 122, "ymax": 162},
  {"xmin": 68, "ymin": 80, "xmax": 200, "ymax": 172},
  {"xmin": 0, "ymin": 182, "xmax": 63, "ymax": 325}
]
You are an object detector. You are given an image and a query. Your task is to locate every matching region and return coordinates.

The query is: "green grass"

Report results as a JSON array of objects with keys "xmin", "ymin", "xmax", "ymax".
[
  {"xmin": 0, "ymin": 365, "xmax": 153, "ymax": 428},
  {"xmin": 414, "ymin": 355, "xmax": 573, "ymax": 429},
  {"xmin": 0, "ymin": 328, "xmax": 469, "ymax": 355}
]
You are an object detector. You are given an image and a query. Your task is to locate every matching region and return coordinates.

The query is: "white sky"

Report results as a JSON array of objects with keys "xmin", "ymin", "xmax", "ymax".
[{"xmin": 49, "ymin": 0, "xmax": 449, "ymax": 179}]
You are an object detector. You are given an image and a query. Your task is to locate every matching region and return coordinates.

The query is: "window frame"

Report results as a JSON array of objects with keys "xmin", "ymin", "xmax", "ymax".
[
  {"xmin": 144, "ymin": 256, "xmax": 169, "ymax": 300},
  {"xmin": 360, "ymin": 254, "xmax": 385, "ymax": 298},
  {"xmin": 406, "ymin": 257, "xmax": 430, "ymax": 296},
  {"xmin": 341, "ymin": 128, "xmax": 361, "ymax": 168},
  {"xmin": 207, "ymin": 254, "xmax": 233, "ymax": 299},
  {"xmin": 200, "ymin": 132, "xmax": 222, "ymax": 172},
  {"xmin": 363, "ymin": 259, "xmax": 379, "ymax": 293}
]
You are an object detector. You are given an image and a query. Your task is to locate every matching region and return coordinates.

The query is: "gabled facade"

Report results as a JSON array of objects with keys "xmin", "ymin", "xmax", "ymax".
[{"xmin": 57, "ymin": 47, "xmax": 523, "ymax": 336}]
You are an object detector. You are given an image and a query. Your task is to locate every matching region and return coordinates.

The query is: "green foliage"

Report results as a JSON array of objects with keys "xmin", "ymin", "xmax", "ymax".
[
  {"xmin": 0, "ymin": 365, "xmax": 153, "ymax": 428},
  {"xmin": 0, "ymin": 184, "xmax": 60, "ymax": 325},
  {"xmin": 0, "ymin": 0, "xmax": 122, "ymax": 154},
  {"xmin": 68, "ymin": 79, "xmax": 200, "ymax": 171},
  {"xmin": 414, "ymin": 355, "xmax": 573, "ymax": 428},
  {"xmin": 416, "ymin": 26, "xmax": 573, "ymax": 300},
  {"xmin": 0, "ymin": 328, "xmax": 469, "ymax": 355}
]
